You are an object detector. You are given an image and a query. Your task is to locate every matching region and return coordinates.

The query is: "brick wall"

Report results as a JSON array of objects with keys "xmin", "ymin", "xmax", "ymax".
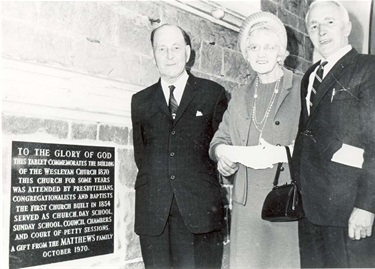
[
  {"xmin": 2, "ymin": 1, "xmax": 312, "ymax": 268},
  {"xmin": 262, "ymin": 0, "xmax": 313, "ymax": 73}
]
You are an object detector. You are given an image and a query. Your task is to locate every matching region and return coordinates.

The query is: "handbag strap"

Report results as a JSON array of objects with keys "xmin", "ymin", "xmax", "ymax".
[
  {"xmin": 272, "ymin": 162, "xmax": 283, "ymax": 187},
  {"xmin": 272, "ymin": 146, "xmax": 293, "ymax": 187},
  {"xmin": 285, "ymin": 146, "xmax": 295, "ymax": 183}
]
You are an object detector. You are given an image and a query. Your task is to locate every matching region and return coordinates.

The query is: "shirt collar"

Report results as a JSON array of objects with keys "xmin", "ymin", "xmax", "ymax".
[
  {"xmin": 160, "ymin": 71, "xmax": 189, "ymax": 105},
  {"xmin": 320, "ymin": 45, "xmax": 352, "ymax": 75},
  {"xmin": 161, "ymin": 71, "xmax": 189, "ymax": 91}
]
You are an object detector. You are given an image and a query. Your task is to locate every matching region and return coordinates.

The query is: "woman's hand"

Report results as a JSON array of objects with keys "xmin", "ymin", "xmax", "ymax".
[
  {"xmin": 217, "ymin": 155, "xmax": 239, "ymax": 177},
  {"xmin": 215, "ymin": 145, "xmax": 239, "ymax": 177},
  {"xmin": 214, "ymin": 141, "xmax": 289, "ymax": 172}
]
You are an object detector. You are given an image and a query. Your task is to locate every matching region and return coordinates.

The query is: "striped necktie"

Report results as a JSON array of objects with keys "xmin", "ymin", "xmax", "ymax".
[
  {"xmin": 168, "ymin": 85, "xmax": 178, "ymax": 119},
  {"xmin": 310, "ymin": 61, "xmax": 328, "ymax": 108}
]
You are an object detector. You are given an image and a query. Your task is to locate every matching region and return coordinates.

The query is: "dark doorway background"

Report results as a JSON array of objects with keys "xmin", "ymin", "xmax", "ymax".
[{"xmin": 370, "ymin": 0, "xmax": 375, "ymax": 54}]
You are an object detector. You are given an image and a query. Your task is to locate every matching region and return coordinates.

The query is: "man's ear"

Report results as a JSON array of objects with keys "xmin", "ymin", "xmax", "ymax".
[
  {"xmin": 185, "ymin": 45, "xmax": 191, "ymax": 63},
  {"xmin": 344, "ymin": 21, "xmax": 352, "ymax": 37}
]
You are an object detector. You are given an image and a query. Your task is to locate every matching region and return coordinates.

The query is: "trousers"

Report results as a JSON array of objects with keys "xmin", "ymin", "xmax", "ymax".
[
  {"xmin": 299, "ymin": 218, "xmax": 375, "ymax": 268},
  {"xmin": 139, "ymin": 196, "xmax": 223, "ymax": 269}
]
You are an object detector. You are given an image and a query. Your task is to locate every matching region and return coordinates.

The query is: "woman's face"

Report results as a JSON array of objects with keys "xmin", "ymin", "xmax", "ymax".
[{"xmin": 245, "ymin": 28, "xmax": 282, "ymax": 76}]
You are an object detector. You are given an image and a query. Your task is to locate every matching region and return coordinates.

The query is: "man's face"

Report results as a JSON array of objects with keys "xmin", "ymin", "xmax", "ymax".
[
  {"xmin": 306, "ymin": 1, "xmax": 351, "ymax": 58},
  {"xmin": 153, "ymin": 25, "xmax": 191, "ymax": 83}
]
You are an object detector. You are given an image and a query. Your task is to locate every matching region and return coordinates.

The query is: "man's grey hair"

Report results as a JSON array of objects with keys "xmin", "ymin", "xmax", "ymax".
[{"xmin": 305, "ymin": 0, "xmax": 350, "ymax": 24}]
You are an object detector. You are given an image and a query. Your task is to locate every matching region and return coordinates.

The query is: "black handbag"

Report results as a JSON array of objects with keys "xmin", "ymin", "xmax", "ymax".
[{"xmin": 261, "ymin": 146, "xmax": 304, "ymax": 222}]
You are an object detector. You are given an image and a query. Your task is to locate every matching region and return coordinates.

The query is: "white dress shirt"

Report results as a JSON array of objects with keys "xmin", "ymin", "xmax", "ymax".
[
  {"xmin": 306, "ymin": 45, "xmax": 352, "ymax": 115},
  {"xmin": 161, "ymin": 71, "xmax": 189, "ymax": 106}
]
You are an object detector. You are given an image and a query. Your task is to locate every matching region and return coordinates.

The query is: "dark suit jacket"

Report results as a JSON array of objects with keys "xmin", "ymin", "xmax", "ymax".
[
  {"xmin": 131, "ymin": 73, "xmax": 228, "ymax": 236},
  {"xmin": 293, "ymin": 48, "xmax": 375, "ymax": 227}
]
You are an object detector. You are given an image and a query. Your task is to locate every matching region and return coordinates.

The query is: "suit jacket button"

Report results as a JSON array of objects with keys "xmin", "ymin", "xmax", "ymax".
[
  {"xmin": 171, "ymin": 131, "xmax": 176, "ymax": 135},
  {"xmin": 170, "ymin": 152, "xmax": 175, "ymax": 157},
  {"xmin": 280, "ymin": 166, "xmax": 284, "ymax": 171},
  {"xmin": 275, "ymin": 121, "xmax": 280, "ymax": 125},
  {"xmin": 170, "ymin": 175, "xmax": 175, "ymax": 180}
]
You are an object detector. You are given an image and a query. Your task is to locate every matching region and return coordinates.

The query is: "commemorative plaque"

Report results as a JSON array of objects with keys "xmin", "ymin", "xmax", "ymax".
[{"xmin": 9, "ymin": 141, "xmax": 115, "ymax": 269}]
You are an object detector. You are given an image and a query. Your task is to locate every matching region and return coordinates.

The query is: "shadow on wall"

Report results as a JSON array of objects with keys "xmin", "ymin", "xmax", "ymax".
[
  {"xmin": 284, "ymin": 26, "xmax": 301, "ymax": 70},
  {"xmin": 186, "ymin": 30, "xmax": 196, "ymax": 71},
  {"xmin": 187, "ymin": 49, "xmax": 196, "ymax": 71},
  {"xmin": 348, "ymin": 11, "xmax": 365, "ymax": 54}
]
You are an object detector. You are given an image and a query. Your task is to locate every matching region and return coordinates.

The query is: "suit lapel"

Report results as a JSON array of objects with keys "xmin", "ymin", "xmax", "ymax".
[
  {"xmin": 273, "ymin": 68, "xmax": 293, "ymax": 118},
  {"xmin": 301, "ymin": 65, "xmax": 316, "ymax": 126},
  {"xmin": 244, "ymin": 79, "xmax": 255, "ymax": 119},
  {"xmin": 242, "ymin": 83, "xmax": 254, "ymax": 146},
  {"xmin": 173, "ymin": 75, "xmax": 197, "ymax": 124},
  {"xmin": 152, "ymin": 81, "xmax": 172, "ymax": 120},
  {"xmin": 309, "ymin": 49, "xmax": 357, "ymax": 117}
]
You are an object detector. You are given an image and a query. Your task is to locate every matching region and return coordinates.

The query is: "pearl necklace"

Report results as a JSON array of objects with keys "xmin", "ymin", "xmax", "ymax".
[{"xmin": 251, "ymin": 76, "xmax": 281, "ymax": 141}]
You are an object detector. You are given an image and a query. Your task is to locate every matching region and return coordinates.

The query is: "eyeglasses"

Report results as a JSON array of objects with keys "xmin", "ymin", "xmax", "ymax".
[{"xmin": 246, "ymin": 44, "xmax": 279, "ymax": 53}]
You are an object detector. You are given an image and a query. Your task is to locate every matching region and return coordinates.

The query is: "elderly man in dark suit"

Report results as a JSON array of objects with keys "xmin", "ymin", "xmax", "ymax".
[
  {"xmin": 131, "ymin": 24, "xmax": 227, "ymax": 268},
  {"xmin": 293, "ymin": 0, "xmax": 375, "ymax": 267}
]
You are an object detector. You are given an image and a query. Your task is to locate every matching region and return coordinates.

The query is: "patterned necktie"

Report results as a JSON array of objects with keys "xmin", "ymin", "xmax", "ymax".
[
  {"xmin": 168, "ymin": 85, "xmax": 178, "ymax": 119},
  {"xmin": 310, "ymin": 61, "xmax": 328, "ymax": 108}
]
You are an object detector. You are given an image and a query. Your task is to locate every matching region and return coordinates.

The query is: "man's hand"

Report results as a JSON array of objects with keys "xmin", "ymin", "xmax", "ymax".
[
  {"xmin": 217, "ymin": 155, "xmax": 239, "ymax": 177},
  {"xmin": 348, "ymin": 207, "xmax": 375, "ymax": 240}
]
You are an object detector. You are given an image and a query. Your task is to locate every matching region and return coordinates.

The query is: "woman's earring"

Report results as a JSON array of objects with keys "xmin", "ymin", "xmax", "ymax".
[{"xmin": 277, "ymin": 57, "xmax": 282, "ymax": 65}]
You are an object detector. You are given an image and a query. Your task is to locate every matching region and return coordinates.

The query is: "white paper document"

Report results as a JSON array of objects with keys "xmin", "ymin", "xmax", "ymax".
[
  {"xmin": 220, "ymin": 144, "xmax": 287, "ymax": 169},
  {"xmin": 331, "ymin": 143, "xmax": 364, "ymax": 169},
  {"xmin": 223, "ymin": 146, "xmax": 266, "ymax": 168}
]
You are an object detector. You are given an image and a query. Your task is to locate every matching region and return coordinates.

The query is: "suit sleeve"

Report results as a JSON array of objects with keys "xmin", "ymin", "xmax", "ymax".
[
  {"xmin": 131, "ymin": 94, "xmax": 144, "ymax": 170},
  {"xmin": 212, "ymin": 86, "xmax": 228, "ymax": 131},
  {"xmin": 209, "ymin": 90, "xmax": 236, "ymax": 162},
  {"xmin": 355, "ymin": 58, "xmax": 375, "ymax": 213}
]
